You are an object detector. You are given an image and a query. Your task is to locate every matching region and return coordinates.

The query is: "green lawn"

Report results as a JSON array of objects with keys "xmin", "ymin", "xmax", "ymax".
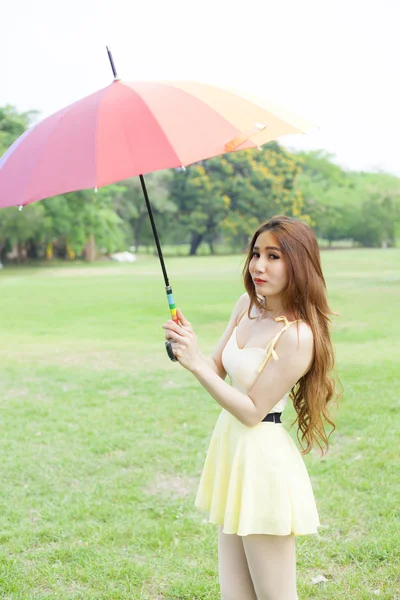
[{"xmin": 0, "ymin": 248, "xmax": 399, "ymax": 599}]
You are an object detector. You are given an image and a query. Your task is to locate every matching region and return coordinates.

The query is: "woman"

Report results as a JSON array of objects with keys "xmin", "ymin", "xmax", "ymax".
[{"xmin": 162, "ymin": 215, "xmax": 339, "ymax": 600}]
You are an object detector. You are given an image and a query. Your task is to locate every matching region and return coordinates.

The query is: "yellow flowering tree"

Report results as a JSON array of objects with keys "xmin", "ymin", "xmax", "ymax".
[{"xmin": 170, "ymin": 142, "xmax": 306, "ymax": 254}]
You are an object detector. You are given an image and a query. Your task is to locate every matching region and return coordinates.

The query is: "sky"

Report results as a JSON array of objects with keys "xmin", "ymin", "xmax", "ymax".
[{"xmin": 2, "ymin": 0, "xmax": 400, "ymax": 176}]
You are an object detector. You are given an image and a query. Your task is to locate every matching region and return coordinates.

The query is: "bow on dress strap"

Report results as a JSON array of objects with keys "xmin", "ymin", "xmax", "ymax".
[{"xmin": 256, "ymin": 316, "xmax": 300, "ymax": 374}]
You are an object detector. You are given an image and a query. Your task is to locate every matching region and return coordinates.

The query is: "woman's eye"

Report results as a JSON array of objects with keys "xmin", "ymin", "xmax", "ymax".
[{"xmin": 251, "ymin": 251, "xmax": 279, "ymax": 259}]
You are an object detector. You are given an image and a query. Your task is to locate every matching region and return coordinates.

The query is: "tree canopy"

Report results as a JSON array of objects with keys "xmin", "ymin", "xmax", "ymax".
[{"xmin": 1, "ymin": 106, "xmax": 399, "ymax": 261}]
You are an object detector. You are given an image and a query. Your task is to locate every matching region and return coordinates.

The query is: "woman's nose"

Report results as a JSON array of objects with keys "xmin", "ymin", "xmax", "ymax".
[{"xmin": 255, "ymin": 257, "xmax": 266, "ymax": 272}]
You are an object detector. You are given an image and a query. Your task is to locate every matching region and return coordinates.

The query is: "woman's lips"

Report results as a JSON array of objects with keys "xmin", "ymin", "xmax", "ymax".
[{"xmin": 254, "ymin": 278, "xmax": 267, "ymax": 284}]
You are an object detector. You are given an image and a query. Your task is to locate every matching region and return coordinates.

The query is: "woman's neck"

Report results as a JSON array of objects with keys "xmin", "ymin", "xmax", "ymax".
[{"xmin": 257, "ymin": 295, "xmax": 292, "ymax": 321}]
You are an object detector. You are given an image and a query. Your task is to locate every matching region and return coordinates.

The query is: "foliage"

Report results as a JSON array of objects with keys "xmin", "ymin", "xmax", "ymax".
[
  {"xmin": 113, "ymin": 171, "xmax": 176, "ymax": 251},
  {"xmin": 1, "ymin": 105, "xmax": 400, "ymax": 260},
  {"xmin": 348, "ymin": 195, "xmax": 400, "ymax": 247},
  {"xmin": 297, "ymin": 150, "xmax": 400, "ymax": 247},
  {"xmin": 171, "ymin": 143, "xmax": 307, "ymax": 255},
  {"xmin": 0, "ymin": 105, "xmax": 38, "ymax": 156}
]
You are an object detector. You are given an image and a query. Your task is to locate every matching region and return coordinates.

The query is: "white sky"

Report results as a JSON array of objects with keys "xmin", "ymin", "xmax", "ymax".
[{"xmin": 2, "ymin": 0, "xmax": 400, "ymax": 176}]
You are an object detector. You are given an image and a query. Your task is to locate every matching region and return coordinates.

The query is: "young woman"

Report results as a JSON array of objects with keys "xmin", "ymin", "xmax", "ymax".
[{"xmin": 162, "ymin": 215, "xmax": 339, "ymax": 600}]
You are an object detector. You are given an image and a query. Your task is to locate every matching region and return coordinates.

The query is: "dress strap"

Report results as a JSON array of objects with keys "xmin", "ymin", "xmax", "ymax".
[
  {"xmin": 236, "ymin": 307, "xmax": 248, "ymax": 326},
  {"xmin": 257, "ymin": 316, "xmax": 301, "ymax": 374}
]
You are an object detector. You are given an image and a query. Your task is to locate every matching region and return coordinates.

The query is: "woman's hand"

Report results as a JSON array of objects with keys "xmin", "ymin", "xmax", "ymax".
[{"xmin": 162, "ymin": 308, "xmax": 201, "ymax": 372}]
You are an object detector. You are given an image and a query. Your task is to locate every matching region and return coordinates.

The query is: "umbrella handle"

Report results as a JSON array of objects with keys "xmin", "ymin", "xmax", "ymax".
[
  {"xmin": 165, "ymin": 340, "xmax": 178, "ymax": 362},
  {"xmin": 165, "ymin": 285, "xmax": 178, "ymax": 362}
]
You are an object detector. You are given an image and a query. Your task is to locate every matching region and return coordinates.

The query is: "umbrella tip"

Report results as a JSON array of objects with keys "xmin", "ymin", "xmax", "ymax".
[{"xmin": 106, "ymin": 46, "xmax": 119, "ymax": 81}]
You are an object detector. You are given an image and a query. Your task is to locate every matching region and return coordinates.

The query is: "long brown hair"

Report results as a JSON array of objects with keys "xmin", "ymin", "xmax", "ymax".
[{"xmin": 242, "ymin": 215, "xmax": 340, "ymax": 455}]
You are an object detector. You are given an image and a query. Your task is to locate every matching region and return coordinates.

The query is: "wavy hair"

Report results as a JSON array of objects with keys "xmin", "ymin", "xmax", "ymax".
[{"xmin": 242, "ymin": 215, "xmax": 341, "ymax": 454}]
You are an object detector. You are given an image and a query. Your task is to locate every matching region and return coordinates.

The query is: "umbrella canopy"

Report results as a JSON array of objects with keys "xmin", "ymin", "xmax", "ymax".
[
  {"xmin": 0, "ymin": 80, "xmax": 313, "ymax": 208},
  {"xmin": 0, "ymin": 70, "xmax": 314, "ymax": 361}
]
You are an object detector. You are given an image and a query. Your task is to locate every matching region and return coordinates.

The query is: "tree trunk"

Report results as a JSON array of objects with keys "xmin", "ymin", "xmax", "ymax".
[
  {"xmin": 28, "ymin": 240, "xmax": 39, "ymax": 259},
  {"xmin": 17, "ymin": 243, "xmax": 25, "ymax": 262},
  {"xmin": 190, "ymin": 233, "xmax": 203, "ymax": 256},
  {"xmin": 208, "ymin": 240, "xmax": 215, "ymax": 255},
  {"xmin": 0, "ymin": 239, "xmax": 6, "ymax": 260},
  {"xmin": 84, "ymin": 234, "xmax": 96, "ymax": 261},
  {"xmin": 133, "ymin": 222, "xmax": 142, "ymax": 252}
]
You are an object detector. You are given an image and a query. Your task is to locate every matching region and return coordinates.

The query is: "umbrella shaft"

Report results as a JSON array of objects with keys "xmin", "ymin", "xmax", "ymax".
[
  {"xmin": 139, "ymin": 175, "xmax": 178, "ymax": 325},
  {"xmin": 139, "ymin": 174, "xmax": 170, "ymax": 288}
]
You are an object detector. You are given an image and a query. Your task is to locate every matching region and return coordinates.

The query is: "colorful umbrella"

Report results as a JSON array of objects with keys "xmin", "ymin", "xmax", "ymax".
[{"xmin": 0, "ymin": 48, "xmax": 313, "ymax": 360}]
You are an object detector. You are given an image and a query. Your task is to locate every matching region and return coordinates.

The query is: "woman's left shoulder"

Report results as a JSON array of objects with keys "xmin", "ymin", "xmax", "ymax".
[{"xmin": 284, "ymin": 320, "xmax": 314, "ymax": 351}]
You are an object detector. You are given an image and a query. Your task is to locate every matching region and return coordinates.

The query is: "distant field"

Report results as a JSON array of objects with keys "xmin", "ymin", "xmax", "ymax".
[
  {"xmin": 131, "ymin": 238, "xmax": 358, "ymax": 256},
  {"xmin": 0, "ymin": 248, "xmax": 399, "ymax": 599}
]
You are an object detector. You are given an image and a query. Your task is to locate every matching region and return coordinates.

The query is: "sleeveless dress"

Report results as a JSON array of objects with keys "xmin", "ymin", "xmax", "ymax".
[{"xmin": 194, "ymin": 315, "xmax": 320, "ymax": 537}]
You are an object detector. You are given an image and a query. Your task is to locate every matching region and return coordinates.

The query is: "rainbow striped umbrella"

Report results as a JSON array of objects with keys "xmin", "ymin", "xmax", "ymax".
[{"xmin": 0, "ymin": 48, "xmax": 313, "ymax": 359}]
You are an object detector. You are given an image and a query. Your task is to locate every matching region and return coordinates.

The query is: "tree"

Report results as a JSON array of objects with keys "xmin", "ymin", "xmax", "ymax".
[
  {"xmin": 0, "ymin": 105, "xmax": 47, "ymax": 260},
  {"xmin": 3, "ymin": 105, "xmax": 399, "ymax": 258},
  {"xmin": 170, "ymin": 162, "xmax": 227, "ymax": 255},
  {"xmin": 170, "ymin": 142, "xmax": 307, "ymax": 255},
  {"xmin": 347, "ymin": 195, "xmax": 400, "ymax": 247},
  {"xmin": 221, "ymin": 143, "xmax": 306, "ymax": 250},
  {"xmin": 113, "ymin": 171, "xmax": 176, "ymax": 252},
  {"xmin": 296, "ymin": 150, "xmax": 400, "ymax": 247},
  {"xmin": 0, "ymin": 203, "xmax": 46, "ymax": 261},
  {"xmin": 60, "ymin": 186, "xmax": 126, "ymax": 260},
  {"xmin": 297, "ymin": 150, "xmax": 361, "ymax": 244},
  {"xmin": 0, "ymin": 105, "xmax": 38, "ymax": 156}
]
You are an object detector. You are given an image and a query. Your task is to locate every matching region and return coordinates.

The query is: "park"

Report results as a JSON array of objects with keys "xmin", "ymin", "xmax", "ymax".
[
  {"xmin": 1, "ymin": 1, "xmax": 400, "ymax": 595},
  {"xmin": 0, "ymin": 246, "xmax": 398, "ymax": 597}
]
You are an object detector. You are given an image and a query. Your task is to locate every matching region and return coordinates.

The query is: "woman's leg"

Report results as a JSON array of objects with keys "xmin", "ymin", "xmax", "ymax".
[
  {"xmin": 242, "ymin": 533, "xmax": 297, "ymax": 600},
  {"xmin": 218, "ymin": 525, "xmax": 258, "ymax": 600}
]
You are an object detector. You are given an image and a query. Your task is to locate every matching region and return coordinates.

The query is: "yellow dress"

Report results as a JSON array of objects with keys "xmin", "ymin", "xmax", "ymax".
[{"xmin": 195, "ymin": 316, "xmax": 320, "ymax": 537}]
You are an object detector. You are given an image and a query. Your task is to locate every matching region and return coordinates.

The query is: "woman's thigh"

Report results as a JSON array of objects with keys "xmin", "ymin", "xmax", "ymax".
[
  {"xmin": 242, "ymin": 533, "xmax": 297, "ymax": 600},
  {"xmin": 217, "ymin": 525, "xmax": 257, "ymax": 600}
]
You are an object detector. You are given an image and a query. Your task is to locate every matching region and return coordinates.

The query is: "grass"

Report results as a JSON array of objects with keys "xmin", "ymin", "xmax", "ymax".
[{"xmin": 0, "ymin": 248, "xmax": 399, "ymax": 599}]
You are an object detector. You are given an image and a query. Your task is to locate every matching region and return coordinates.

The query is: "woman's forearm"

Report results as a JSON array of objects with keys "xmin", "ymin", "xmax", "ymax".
[{"xmin": 191, "ymin": 358, "xmax": 257, "ymax": 427}]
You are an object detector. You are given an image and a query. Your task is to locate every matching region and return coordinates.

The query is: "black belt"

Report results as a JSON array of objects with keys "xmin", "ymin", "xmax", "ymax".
[{"xmin": 261, "ymin": 412, "xmax": 281, "ymax": 423}]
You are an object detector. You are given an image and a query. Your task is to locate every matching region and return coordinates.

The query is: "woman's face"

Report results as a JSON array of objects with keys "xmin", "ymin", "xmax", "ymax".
[{"xmin": 249, "ymin": 230, "xmax": 288, "ymax": 297}]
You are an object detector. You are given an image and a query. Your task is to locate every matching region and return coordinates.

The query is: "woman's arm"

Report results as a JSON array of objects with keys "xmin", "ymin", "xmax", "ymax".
[
  {"xmin": 189, "ymin": 357, "xmax": 260, "ymax": 426},
  {"xmin": 190, "ymin": 323, "xmax": 312, "ymax": 426},
  {"xmin": 163, "ymin": 312, "xmax": 314, "ymax": 428}
]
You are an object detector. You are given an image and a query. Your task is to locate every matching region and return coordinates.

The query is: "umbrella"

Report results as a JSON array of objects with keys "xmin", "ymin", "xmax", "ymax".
[{"xmin": 0, "ymin": 47, "xmax": 313, "ymax": 360}]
